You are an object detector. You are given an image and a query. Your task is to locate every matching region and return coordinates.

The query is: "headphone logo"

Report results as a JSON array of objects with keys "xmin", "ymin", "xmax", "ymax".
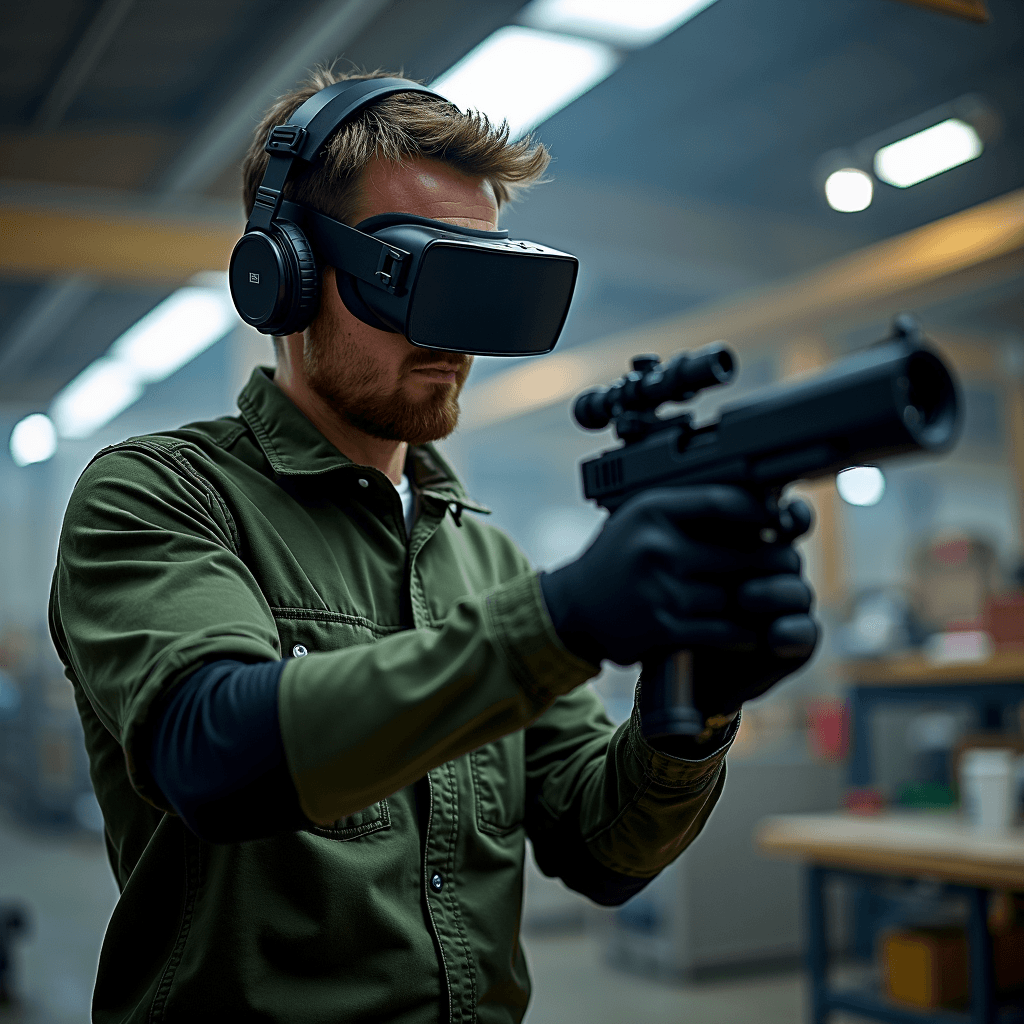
[{"xmin": 249, "ymin": 272, "xmax": 260, "ymax": 284}]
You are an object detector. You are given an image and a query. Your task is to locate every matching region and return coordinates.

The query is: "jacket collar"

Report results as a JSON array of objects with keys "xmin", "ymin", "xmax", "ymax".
[{"xmin": 237, "ymin": 367, "xmax": 489, "ymax": 513}]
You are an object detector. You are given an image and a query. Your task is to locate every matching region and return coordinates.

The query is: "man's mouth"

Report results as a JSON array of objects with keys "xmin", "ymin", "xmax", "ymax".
[{"xmin": 409, "ymin": 363, "xmax": 463, "ymax": 384}]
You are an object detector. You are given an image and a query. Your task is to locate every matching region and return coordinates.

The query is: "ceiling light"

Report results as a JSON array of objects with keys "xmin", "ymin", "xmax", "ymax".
[
  {"xmin": 836, "ymin": 466, "xmax": 886, "ymax": 507},
  {"xmin": 48, "ymin": 277, "xmax": 237, "ymax": 441},
  {"xmin": 432, "ymin": 26, "xmax": 618, "ymax": 139},
  {"xmin": 110, "ymin": 285, "xmax": 236, "ymax": 384},
  {"xmin": 824, "ymin": 168, "xmax": 873, "ymax": 213},
  {"xmin": 873, "ymin": 118, "xmax": 983, "ymax": 188},
  {"xmin": 520, "ymin": 0, "xmax": 719, "ymax": 47},
  {"xmin": 50, "ymin": 358, "xmax": 145, "ymax": 440},
  {"xmin": 10, "ymin": 413, "xmax": 57, "ymax": 466}
]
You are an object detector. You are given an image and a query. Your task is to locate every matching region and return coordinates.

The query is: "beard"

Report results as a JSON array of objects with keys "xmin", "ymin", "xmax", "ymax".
[{"xmin": 304, "ymin": 303, "xmax": 472, "ymax": 446}]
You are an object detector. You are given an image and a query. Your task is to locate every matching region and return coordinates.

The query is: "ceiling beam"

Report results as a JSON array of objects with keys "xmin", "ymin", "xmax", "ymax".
[
  {"xmin": 4, "ymin": 0, "xmax": 392, "ymax": 397},
  {"xmin": 458, "ymin": 187, "xmax": 1024, "ymax": 432},
  {"xmin": 0, "ymin": 205, "xmax": 238, "ymax": 284},
  {"xmin": 887, "ymin": 0, "xmax": 989, "ymax": 23}
]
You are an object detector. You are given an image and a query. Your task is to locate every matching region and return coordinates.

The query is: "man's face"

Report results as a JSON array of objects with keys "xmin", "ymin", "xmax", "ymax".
[{"xmin": 303, "ymin": 156, "xmax": 498, "ymax": 445}]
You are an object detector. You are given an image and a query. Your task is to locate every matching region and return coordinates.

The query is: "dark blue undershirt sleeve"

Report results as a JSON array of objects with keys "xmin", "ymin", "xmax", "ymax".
[
  {"xmin": 146, "ymin": 659, "xmax": 308, "ymax": 843},
  {"xmin": 528, "ymin": 798, "xmax": 654, "ymax": 907}
]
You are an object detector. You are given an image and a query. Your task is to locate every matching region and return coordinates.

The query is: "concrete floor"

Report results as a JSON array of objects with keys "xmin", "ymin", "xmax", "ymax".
[
  {"xmin": 0, "ymin": 808, "xmax": 860, "ymax": 1024},
  {"xmin": 0, "ymin": 811, "xmax": 117, "ymax": 1024},
  {"xmin": 521, "ymin": 932, "xmax": 813, "ymax": 1024}
]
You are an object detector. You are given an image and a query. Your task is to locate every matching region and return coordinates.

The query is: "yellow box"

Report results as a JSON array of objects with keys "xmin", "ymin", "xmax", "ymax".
[
  {"xmin": 883, "ymin": 925, "xmax": 1024, "ymax": 1008},
  {"xmin": 882, "ymin": 927, "xmax": 968, "ymax": 1009}
]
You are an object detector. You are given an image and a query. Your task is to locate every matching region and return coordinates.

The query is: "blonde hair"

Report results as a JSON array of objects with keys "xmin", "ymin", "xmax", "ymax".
[{"xmin": 241, "ymin": 66, "xmax": 551, "ymax": 226}]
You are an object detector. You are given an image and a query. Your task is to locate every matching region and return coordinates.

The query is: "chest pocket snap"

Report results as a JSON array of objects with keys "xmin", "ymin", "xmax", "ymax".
[
  {"xmin": 307, "ymin": 799, "xmax": 391, "ymax": 841},
  {"xmin": 470, "ymin": 734, "xmax": 526, "ymax": 836}
]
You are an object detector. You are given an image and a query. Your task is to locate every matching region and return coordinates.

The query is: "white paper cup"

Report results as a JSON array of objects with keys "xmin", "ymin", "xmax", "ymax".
[{"xmin": 960, "ymin": 748, "xmax": 1016, "ymax": 833}]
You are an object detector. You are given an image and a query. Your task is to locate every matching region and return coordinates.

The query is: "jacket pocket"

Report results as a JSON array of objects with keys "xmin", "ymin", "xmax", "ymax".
[
  {"xmin": 470, "ymin": 734, "xmax": 525, "ymax": 836},
  {"xmin": 307, "ymin": 799, "xmax": 391, "ymax": 840}
]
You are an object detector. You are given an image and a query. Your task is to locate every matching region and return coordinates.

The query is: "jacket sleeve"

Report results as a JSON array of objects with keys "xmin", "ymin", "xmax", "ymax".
[
  {"xmin": 524, "ymin": 682, "xmax": 735, "ymax": 905},
  {"xmin": 50, "ymin": 442, "xmax": 598, "ymax": 824}
]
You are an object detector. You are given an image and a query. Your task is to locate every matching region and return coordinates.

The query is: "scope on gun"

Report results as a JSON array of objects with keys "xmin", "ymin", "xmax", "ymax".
[{"xmin": 574, "ymin": 344, "xmax": 736, "ymax": 432}]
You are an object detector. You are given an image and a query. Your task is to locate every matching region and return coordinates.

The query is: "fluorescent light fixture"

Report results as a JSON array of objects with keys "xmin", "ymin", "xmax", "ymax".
[
  {"xmin": 110, "ymin": 286, "xmax": 236, "ymax": 384},
  {"xmin": 836, "ymin": 466, "xmax": 886, "ymax": 507},
  {"xmin": 10, "ymin": 413, "xmax": 57, "ymax": 466},
  {"xmin": 51, "ymin": 357, "xmax": 145, "ymax": 440},
  {"xmin": 50, "ymin": 277, "xmax": 237, "ymax": 440},
  {"xmin": 521, "ymin": 0, "xmax": 719, "ymax": 47},
  {"xmin": 824, "ymin": 168, "xmax": 873, "ymax": 213},
  {"xmin": 432, "ymin": 26, "xmax": 618, "ymax": 139},
  {"xmin": 873, "ymin": 118, "xmax": 983, "ymax": 188}
]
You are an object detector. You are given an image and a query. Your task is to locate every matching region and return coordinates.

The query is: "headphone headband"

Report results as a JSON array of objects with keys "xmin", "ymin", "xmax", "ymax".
[{"xmin": 247, "ymin": 77, "xmax": 441, "ymax": 232}]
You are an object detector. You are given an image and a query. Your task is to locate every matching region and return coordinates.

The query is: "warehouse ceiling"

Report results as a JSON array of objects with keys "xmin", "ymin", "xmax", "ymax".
[{"xmin": 0, "ymin": 0, "xmax": 1021, "ymax": 407}]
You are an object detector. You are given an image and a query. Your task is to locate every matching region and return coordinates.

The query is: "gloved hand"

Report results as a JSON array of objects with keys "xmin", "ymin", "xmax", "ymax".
[
  {"xmin": 688, "ymin": 548, "xmax": 818, "ymax": 717},
  {"xmin": 539, "ymin": 486, "xmax": 817, "ymax": 712}
]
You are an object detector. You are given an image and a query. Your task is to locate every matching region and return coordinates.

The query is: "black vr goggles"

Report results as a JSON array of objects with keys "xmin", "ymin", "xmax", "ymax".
[{"xmin": 230, "ymin": 78, "xmax": 579, "ymax": 356}]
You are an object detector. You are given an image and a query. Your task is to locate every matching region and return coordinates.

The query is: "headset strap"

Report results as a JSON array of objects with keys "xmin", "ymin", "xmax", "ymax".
[
  {"xmin": 278, "ymin": 200, "xmax": 411, "ymax": 294},
  {"xmin": 247, "ymin": 78, "xmax": 440, "ymax": 233}
]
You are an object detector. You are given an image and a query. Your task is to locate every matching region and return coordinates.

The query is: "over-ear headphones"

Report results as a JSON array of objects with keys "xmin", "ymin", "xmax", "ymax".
[{"xmin": 229, "ymin": 78, "xmax": 438, "ymax": 337}]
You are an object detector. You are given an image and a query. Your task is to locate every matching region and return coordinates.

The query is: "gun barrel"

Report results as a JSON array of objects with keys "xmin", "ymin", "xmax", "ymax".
[{"xmin": 580, "ymin": 338, "xmax": 961, "ymax": 510}]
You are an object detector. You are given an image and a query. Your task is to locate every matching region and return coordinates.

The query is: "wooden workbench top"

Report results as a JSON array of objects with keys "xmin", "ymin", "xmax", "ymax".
[
  {"xmin": 757, "ymin": 811, "xmax": 1024, "ymax": 890},
  {"xmin": 841, "ymin": 648, "xmax": 1024, "ymax": 686}
]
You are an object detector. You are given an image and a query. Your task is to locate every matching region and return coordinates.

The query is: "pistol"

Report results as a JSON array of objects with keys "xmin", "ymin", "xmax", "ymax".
[{"xmin": 572, "ymin": 315, "xmax": 962, "ymax": 739}]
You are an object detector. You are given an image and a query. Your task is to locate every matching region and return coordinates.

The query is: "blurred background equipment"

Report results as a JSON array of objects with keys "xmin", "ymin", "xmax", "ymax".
[
  {"xmin": 0, "ymin": 0, "xmax": 1022, "ymax": 1021},
  {"xmin": 0, "ymin": 902, "xmax": 29, "ymax": 1008}
]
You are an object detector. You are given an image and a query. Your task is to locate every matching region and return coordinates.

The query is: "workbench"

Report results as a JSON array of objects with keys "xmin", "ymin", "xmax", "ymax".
[{"xmin": 757, "ymin": 811, "xmax": 1024, "ymax": 1024}]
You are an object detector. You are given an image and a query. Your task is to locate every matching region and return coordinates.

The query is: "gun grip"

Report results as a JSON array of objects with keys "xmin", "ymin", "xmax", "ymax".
[{"xmin": 639, "ymin": 651, "xmax": 704, "ymax": 740}]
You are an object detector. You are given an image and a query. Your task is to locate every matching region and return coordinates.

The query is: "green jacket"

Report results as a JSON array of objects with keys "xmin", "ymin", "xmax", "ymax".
[{"xmin": 49, "ymin": 368, "xmax": 735, "ymax": 1024}]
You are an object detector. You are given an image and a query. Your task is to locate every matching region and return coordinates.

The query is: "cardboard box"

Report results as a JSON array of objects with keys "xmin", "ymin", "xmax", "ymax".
[
  {"xmin": 883, "ymin": 925, "xmax": 1024, "ymax": 1009},
  {"xmin": 986, "ymin": 594, "xmax": 1024, "ymax": 646},
  {"xmin": 882, "ymin": 927, "xmax": 968, "ymax": 1008},
  {"xmin": 910, "ymin": 536, "xmax": 1000, "ymax": 631}
]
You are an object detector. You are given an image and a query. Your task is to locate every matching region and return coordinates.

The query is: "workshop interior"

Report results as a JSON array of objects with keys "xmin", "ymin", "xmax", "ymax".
[{"xmin": 0, "ymin": 0, "xmax": 1022, "ymax": 1021}]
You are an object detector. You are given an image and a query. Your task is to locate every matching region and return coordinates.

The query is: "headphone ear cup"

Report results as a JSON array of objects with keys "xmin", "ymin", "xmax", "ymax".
[
  {"xmin": 229, "ymin": 222, "xmax": 320, "ymax": 337},
  {"xmin": 270, "ymin": 220, "xmax": 320, "ymax": 337}
]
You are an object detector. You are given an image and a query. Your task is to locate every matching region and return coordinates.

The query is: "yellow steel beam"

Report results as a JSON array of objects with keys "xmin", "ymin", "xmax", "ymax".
[
  {"xmin": 0, "ymin": 204, "xmax": 240, "ymax": 284},
  {"xmin": 459, "ymin": 188, "xmax": 1024, "ymax": 432},
  {"xmin": 888, "ymin": 0, "xmax": 989, "ymax": 23}
]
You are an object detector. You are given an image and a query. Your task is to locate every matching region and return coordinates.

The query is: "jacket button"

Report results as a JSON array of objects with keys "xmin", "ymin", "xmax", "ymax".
[
  {"xmin": 292, "ymin": 644, "xmax": 308, "ymax": 658},
  {"xmin": 430, "ymin": 873, "xmax": 443, "ymax": 892},
  {"xmin": 358, "ymin": 478, "xmax": 369, "ymax": 488}
]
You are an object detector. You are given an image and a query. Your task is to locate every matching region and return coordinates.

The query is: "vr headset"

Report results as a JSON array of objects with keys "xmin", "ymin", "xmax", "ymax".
[{"xmin": 229, "ymin": 78, "xmax": 579, "ymax": 356}]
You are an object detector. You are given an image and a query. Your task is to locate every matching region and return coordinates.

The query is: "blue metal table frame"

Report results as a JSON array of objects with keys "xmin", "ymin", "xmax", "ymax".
[
  {"xmin": 806, "ymin": 865, "xmax": 1002, "ymax": 1024},
  {"xmin": 847, "ymin": 681, "xmax": 1024, "ymax": 789}
]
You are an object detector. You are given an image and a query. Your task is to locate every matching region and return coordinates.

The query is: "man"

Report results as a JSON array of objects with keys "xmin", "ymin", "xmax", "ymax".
[{"xmin": 50, "ymin": 69, "xmax": 816, "ymax": 1023}]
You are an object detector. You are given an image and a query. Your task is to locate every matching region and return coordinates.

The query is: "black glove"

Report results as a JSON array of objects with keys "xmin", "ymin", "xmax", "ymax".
[
  {"xmin": 539, "ymin": 486, "xmax": 817, "ymax": 709},
  {"xmin": 688, "ymin": 546, "xmax": 818, "ymax": 718}
]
